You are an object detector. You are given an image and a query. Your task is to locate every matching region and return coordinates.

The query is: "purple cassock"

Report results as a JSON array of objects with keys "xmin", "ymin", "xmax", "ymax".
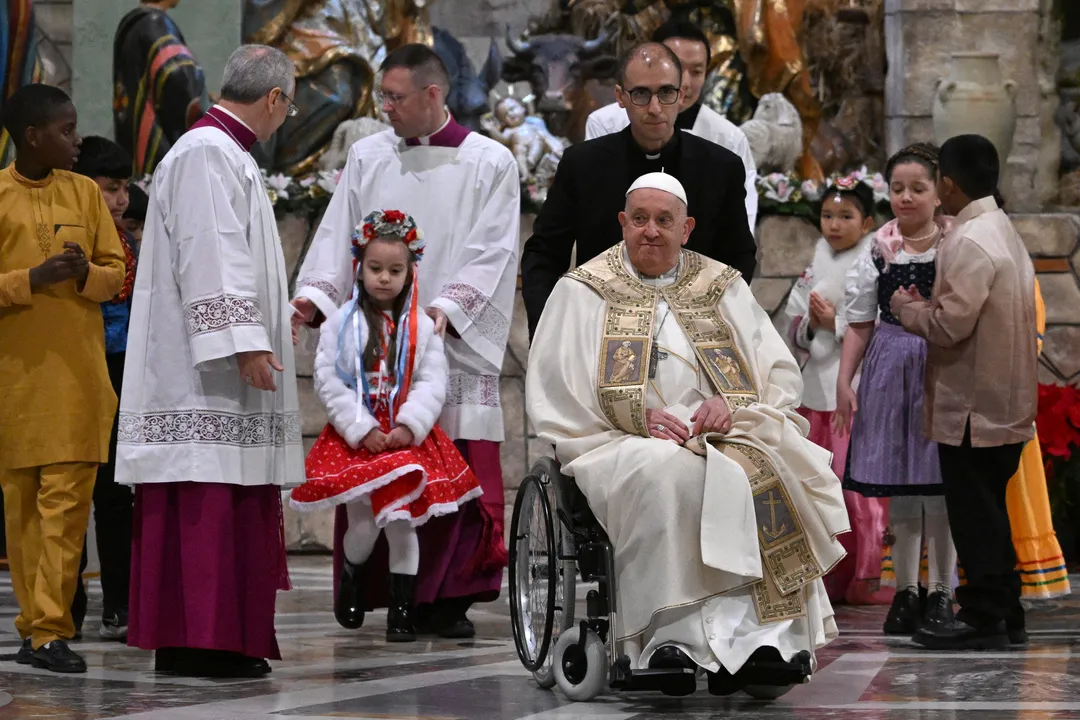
[
  {"xmin": 330, "ymin": 116, "xmax": 508, "ymax": 611},
  {"xmin": 127, "ymin": 106, "xmax": 290, "ymax": 661}
]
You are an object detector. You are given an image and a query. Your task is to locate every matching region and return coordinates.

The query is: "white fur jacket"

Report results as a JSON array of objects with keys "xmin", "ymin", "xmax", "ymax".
[{"xmin": 315, "ymin": 304, "xmax": 448, "ymax": 449}]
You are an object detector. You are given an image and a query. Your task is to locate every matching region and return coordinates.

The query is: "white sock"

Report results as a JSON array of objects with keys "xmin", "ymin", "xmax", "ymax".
[
  {"xmin": 890, "ymin": 496, "xmax": 923, "ymax": 593},
  {"xmin": 924, "ymin": 497, "xmax": 956, "ymax": 594}
]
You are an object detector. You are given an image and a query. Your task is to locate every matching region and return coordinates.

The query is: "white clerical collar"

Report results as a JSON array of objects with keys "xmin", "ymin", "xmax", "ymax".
[
  {"xmin": 416, "ymin": 110, "xmax": 452, "ymax": 146},
  {"xmin": 213, "ymin": 105, "xmax": 256, "ymax": 135},
  {"xmin": 622, "ymin": 245, "xmax": 680, "ymax": 288}
]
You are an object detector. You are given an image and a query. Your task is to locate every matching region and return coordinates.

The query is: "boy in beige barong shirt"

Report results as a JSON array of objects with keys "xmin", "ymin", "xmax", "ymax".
[{"xmin": 892, "ymin": 134, "xmax": 1037, "ymax": 651}]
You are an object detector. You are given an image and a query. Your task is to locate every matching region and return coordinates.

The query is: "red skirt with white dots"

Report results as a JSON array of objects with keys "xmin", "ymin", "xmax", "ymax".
[{"xmin": 290, "ymin": 412, "xmax": 482, "ymax": 528}]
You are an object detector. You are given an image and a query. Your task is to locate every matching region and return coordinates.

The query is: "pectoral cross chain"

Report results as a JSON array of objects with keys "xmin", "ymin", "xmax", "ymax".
[{"xmin": 648, "ymin": 344, "xmax": 668, "ymax": 379}]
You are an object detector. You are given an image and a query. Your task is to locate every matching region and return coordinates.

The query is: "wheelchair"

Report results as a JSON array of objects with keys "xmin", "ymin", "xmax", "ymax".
[{"xmin": 508, "ymin": 456, "xmax": 814, "ymax": 702}]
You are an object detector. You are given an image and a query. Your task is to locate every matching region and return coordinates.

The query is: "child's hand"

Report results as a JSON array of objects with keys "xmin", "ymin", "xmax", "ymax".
[
  {"xmin": 363, "ymin": 428, "xmax": 389, "ymax": 454},
  {"xmin": 808, "ymin": 292, "xmax": 836, "ymax": 333},
  {"xmin": 29, "ymin": 252, "xmax": 87, "ymax": 290},
  {"xmin": 833, "ymin": 383, "xmax": 858, "ymax": 438},
  {"xmin": 386, "ymin": 426, "xmax": 415, "ymax": 449}
]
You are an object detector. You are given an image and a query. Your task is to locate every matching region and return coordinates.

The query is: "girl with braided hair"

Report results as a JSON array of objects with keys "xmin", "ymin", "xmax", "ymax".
[{"xmin": 834, "ymin": 143, "xmax": 957, "ymax": 636}]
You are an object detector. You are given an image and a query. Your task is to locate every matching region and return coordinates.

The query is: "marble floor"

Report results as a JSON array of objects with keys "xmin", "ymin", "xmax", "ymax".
[{"xmin": 1, "ymin": 558, "xmax": 1079, "ymax": 719}]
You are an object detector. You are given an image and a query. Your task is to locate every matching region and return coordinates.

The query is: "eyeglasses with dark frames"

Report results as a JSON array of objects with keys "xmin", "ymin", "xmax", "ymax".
[{"xmin": 623, "ymin": 85, "xmax": 681, "ymax": 107}]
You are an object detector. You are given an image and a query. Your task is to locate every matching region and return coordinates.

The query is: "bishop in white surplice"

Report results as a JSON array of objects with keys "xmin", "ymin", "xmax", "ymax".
[
  {"xmin": 116, "ymin": 45, "xmax": 303, "ymax": 674},
  {"xmin": 527, "ymin": 174, "xmax": 848, "ymax": 679}
]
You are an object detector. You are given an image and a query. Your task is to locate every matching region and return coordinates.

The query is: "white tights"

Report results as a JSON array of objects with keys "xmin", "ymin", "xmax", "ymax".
[
  {"xmin": 890, "ymin": 495, "xmax": 956, "ymax": 594},
  {"xmin": 342, "ymin": 501, "xmax": 419, "ymax": 575}
]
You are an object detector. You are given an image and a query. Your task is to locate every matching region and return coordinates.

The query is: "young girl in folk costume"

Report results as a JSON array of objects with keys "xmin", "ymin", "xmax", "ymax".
[
  {"xmin": 290, "ymin": 210, "xmax": 482, "ymax": 642},
  {"xmin": 783, "ymin": 177, "xmax": 890, "ymax": 606},
  {"xmin": 834, "ymin": 143, "xmax": 957, "ymax": 636}
]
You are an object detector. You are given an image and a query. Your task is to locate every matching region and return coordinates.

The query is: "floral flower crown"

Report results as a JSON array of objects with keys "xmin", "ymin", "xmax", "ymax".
[{"xmin": 351, "ymin": 209, "xmax": 425, "ymax": 262}]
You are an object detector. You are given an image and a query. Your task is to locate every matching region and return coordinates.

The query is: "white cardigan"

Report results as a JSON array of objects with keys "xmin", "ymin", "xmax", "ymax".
[{"xmin": 315, "ymin": 304, "xmax": 449, "ymax": 448}]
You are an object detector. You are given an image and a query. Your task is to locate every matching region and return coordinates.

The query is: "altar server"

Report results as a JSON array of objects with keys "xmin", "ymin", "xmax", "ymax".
[
  {"xmin": 293, "ymin": 43, "xmax": 518, "ymax": 639},
  {"xmin": 116, "ymin": 45, "xmax": 304, "ymax": 678}
]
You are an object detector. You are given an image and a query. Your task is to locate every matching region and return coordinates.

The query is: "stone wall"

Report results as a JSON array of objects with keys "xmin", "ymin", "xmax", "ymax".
[{"xmin": 884, "ymin": 0, "xmax": 1059, "ymax": 211}]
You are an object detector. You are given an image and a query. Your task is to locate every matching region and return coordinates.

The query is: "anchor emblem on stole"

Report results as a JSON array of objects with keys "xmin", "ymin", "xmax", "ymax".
[{"xmin": 761, "ymin": 491, "xmax": 787, "ymax": 540}]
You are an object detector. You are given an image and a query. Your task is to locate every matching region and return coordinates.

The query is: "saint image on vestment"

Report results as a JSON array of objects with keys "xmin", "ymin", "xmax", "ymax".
[
  {"xmin": 605, "ymin": 339, "xmax": 642, "ymax": 385},
  {"xmin": 706, "ymin": 346, "xmax": 752, "ymax": 394}
]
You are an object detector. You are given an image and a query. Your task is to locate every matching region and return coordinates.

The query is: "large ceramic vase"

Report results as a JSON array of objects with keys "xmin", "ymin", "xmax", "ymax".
[{"xmin": 932, "ymin": 52, "xmax": 1017, "ymax": 164}]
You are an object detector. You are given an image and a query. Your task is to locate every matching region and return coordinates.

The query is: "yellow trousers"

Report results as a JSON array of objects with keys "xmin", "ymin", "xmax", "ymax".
[{"xmin": 0, "ymin": 463, "xmax": 95, "ymax": 649}]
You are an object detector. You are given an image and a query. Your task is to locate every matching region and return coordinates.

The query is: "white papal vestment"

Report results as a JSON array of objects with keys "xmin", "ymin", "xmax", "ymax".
[{"xmin": 527, "ymin": 246, "xmax": 848, "ymax": 673}]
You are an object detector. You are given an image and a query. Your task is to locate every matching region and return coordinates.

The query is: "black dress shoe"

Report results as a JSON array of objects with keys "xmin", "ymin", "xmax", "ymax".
[
  {"xmin": 15, "ymin": 638, "xmax": 32, "ymax": 665},
  {"xmin": 647, "ymin": 646, "xmax": 697, "ymax": 697},
  {"xmin": 707, "ymin": 667, "xmax": 742, "ymax": 696},
  {"xmin": 438, "ymin": 616, "xmax": 476, "ymax": 639},
  {"xmin": 921, "ymin": 591, "xmax": 955, "ymax": 632},
  {"xmin": 386, "ymin": 573, "xmax": 417, "ymax": 642},
  {"xmin": 1006, "ymin": 605, "xmax": 1028, "ymax": 646},
  {"xmin": 335, "ymin": 559, "xmax": 366, "ymax": 630},
  {"xmin": 883, "ymin": 588, "xmax": 921, "ymax": 635},
  {"xmin": 913, "ymin": 618, "xmax": 1009, "ymax": 650},
  {"xmin": 174, "ymin": 649, "xmax": 271, "ymax": 678},
  {"xmin": 30, "ymin": 640, "xmax": 87, "ymax": 673}
]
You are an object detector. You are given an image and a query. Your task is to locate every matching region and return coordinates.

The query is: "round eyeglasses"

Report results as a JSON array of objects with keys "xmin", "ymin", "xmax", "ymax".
[{"xmin": 625, "ymin": 85, "xmax": 681, "ymax": 107}]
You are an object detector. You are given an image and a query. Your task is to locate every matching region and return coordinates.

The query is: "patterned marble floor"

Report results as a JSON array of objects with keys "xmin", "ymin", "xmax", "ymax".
[{"xmin": 1, "ymin": 558, "xmax": 1079, "ymax": 719}]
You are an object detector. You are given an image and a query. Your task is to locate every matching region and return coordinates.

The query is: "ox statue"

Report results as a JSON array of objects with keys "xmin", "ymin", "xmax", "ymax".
[{"xmin": 497, "ymin": 26, "xmax": 617, "ymax": 144}]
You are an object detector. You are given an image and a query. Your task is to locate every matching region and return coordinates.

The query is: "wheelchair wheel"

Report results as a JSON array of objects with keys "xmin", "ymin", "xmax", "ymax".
[
  {"xmin": 532, "ymin": 466, "xmax": 577, "ymax": 689},
  {"xmin": 509, "ymin": 474, "xmax": 557, "ymax": 673},
  {"xmin": 553, "ymin": 626, "xmax": 608, "ymax": 702},
  {"xmin": 743, "ymin": 685, "xmax": 794, "ymax": 700}
]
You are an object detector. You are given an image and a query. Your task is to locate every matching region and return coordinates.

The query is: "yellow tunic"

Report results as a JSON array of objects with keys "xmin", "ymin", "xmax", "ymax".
[{"xmin": 0, "ymin": 166, "xmax": 125, "ymax": 469}]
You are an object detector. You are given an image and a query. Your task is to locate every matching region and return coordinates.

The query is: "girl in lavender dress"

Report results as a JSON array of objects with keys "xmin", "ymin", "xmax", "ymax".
[{"xmin": 834, "ymin": 143, "xmax": 957, "ymax": 636}]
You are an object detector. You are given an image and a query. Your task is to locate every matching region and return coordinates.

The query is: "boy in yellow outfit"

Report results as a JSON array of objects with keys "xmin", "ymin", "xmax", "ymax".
[{"xmin": 0, "ymin": 84, "xmax": 125, "ymax": 673}]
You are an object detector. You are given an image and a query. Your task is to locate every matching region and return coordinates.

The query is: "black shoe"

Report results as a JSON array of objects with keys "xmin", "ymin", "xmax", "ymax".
[
  {"xmin": 648, "ymin": 646, "xmax": 698, "ymax": 697},
  {"xmin": 883, "ymin": 588, "xmax": 921, "ymax": 635},
  {"xmin": 1006, "ymin": 605, "xmax": 1028, "ymax": 646},
  {"xmin": 174, "ymin": 649, "xmax": 271, "ymax": 678},
  {"xmin": 438, "ymin": 616, "xmax": 476, "ymax": 639},
  {"xmin": 707, "ymin": 667, "xmax": 742, "ymax": 696},
  {"xmin": 921, "ymin": 591, "xmax": 954, "ymax": 632},
  {"xmin": 30, "ymin": 640, "xmax": 87, "ymax": 673},
  {"xmin": 335, "ymin": 559, "xmax": 366, "ymax": 630},
  {"xmin": 913, "ymin": 618, "xmax": 1009, "ymax": 650},
  {"xmin": 15, "ymin": 638, "xmax": 32, "ymax": 665},
  {"xmin": 155, "ymin": 647, "xmax": 182, "ymax": 673},
  {"xmin": 386, "ymin": 573, "xmax": 416, "ymax": 642}
]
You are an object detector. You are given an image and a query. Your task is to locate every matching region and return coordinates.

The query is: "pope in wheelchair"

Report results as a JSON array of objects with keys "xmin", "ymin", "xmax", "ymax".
[{"xmin": 519, "ymin": 173, "xmax": 851, "ymax": 701}]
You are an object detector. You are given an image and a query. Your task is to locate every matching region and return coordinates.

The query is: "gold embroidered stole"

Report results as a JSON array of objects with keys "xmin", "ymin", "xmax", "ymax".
[{"xmin": 567, "ymin": 244, "xmax": 821, "ymax": 623}]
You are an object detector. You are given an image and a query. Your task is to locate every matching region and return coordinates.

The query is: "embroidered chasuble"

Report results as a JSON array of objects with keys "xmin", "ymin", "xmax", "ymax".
[
  {"xmin": 116, "ymin": 105, "xmax": 303, "ymax": 488},
  {"xmin": 527, "ymin": 244, "xmax": 849, "ymax": 673},
  {"xmin": 0, "ymin": 166, "xmax": 126, "ymax": 468},
  {"xmin": 295, "ymin": 117, "xmax": 520, "ymax": 443}
]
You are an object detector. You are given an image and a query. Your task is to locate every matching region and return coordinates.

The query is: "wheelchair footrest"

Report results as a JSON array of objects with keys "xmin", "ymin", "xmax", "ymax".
[{"xmin": 610, "ymin": 667, "xmax": 697, "ymax": 692}]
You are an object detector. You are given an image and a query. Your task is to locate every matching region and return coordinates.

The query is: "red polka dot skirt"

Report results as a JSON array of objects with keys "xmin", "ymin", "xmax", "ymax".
[{"xmin": 291, "ymin": 414, "xmax": 481, "ymax": 528}]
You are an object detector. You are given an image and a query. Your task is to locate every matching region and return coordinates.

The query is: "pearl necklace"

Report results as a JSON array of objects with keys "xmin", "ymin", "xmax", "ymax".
[{"xmin": 901, "ymin": 224, "xmax": 939, "ymax": 244}]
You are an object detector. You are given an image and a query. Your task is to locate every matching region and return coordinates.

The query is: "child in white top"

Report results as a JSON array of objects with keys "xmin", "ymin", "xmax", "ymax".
[{"xmin": 783, "ymin": 178, "xmax": 888, "ymax": 605}]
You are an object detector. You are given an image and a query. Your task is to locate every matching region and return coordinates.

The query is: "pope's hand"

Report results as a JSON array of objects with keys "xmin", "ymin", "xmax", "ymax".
[
  {"xmin": 291, "ymin": 298, "xmax": 317, "ymax": 345},
  {"xmin": 692, "ymin": 395, "xmax": 733, "ymax": 436},
  {"xmin": 238, "ymin": 350, "xmax": 284, "ymax": 392},
  {"xmin": 426, "ymin": 306, "xmax": 448, "ymax": 336},
  {"xmin": 645, "ymin": 408, "xmax": 689, "ymax": 445},
  {"xmin": 363, "ymin": 428, "xmax": 389, "ymax": 454}
]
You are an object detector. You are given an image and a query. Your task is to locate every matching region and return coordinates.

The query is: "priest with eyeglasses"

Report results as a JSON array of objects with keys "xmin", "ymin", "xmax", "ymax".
[{"xmin": 520, "ymin": 42, "xmax": 757, "ymax": 338}]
